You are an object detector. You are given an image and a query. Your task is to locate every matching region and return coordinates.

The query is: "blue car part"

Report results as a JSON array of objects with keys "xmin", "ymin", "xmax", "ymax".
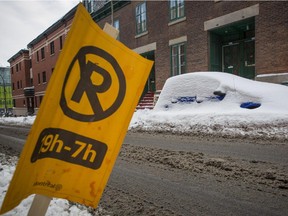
[{"xmin": 240, "ymin": 102, "xmax": 261, "ymax": 109}]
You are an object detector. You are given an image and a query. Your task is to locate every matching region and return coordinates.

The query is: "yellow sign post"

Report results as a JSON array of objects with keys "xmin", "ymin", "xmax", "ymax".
[{"xmin": 0, "ymin": 3, "xmax": 153, "ymax": 214}]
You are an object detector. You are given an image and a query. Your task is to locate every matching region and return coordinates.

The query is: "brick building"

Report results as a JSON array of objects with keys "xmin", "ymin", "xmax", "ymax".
[
  {"xmin": 7, "ymin": 49, "xmax": 31, "ymax": 115},
  {"xmin": 94, "ymin": 1, "xmax": 288, "ymax": 91},
  {"xmin": 25, "ymin": 6, "xmax": 77, "ymax": 115},
  {"xmin": 8, "ymin": 6, "xmax": 76, "ymax": 115},
  {"xmin": 8, "ymin": 1, "xmax": 288, "ymax": 115},
  {"xmin": 8, "ymin": 3, "xmax": 102, "ymax": 115}
]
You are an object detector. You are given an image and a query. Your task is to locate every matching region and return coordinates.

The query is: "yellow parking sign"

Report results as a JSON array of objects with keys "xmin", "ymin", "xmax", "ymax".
[{"xmin": 0, "ymin": 3, "xmax": 153, "ymax": 214}]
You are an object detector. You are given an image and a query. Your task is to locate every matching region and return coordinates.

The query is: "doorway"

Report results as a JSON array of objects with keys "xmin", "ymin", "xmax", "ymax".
[
  {"xmin": 209, "ymin": 18, "xmax": 255, "ymax": 79},
  {"xmin": 141, "ymin": 51, "xmax": 156, "ymax": 93}
]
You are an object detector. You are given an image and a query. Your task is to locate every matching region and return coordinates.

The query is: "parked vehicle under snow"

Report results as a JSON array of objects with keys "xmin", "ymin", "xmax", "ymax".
[{"xmin": 154, "ymin": 72, "xmax": 288, "ymax": 114}]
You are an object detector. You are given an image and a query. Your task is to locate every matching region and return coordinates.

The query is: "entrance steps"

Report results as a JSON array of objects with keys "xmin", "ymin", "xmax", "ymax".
[{"xmin": 136, "ymin": 92, "xmax": 155, "ymax": 110}]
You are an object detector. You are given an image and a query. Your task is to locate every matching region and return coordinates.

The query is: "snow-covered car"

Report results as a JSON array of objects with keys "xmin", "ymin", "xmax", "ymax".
[{"xmin": 154, "ymin": 72, "xmax": 288, "ymax": 114}]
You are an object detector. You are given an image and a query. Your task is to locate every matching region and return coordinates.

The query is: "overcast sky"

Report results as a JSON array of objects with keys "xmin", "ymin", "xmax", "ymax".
[{"xmin": 0, "ymin": 0, "xmax": 80, "ymax": 67}]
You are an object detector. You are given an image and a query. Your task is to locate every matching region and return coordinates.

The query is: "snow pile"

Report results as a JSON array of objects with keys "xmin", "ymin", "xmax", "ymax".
[
  {"xmin": 130, "ymin": 72, "xmax": 288, "ymax": 139},
  {"xmin": 129, "ymin": 109, "xmax": 288, "ymax": 140},
  {"xmin": 154, "ymin": 72, "xmax": 288, "ymax": 114},
  {"xmin": 0, "ymin": 116, "xmax": 35, "ymax": 126},
  {"xmin": 0, "ymin": 72, "xmax": 287, "ymax": 140}
]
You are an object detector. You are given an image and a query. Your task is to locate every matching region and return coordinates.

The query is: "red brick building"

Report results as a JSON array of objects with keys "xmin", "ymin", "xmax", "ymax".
[
  {"xmin": 94, "ymin": 1, "xmax": 288, "ymax": 91},
  {"xmin": 26, "ymin": 6, "xmax": 76, "ymax": 114},
  {"xmin": 7, "ymin": 49, "xmax": 31, "ymax": 115},
  {"xmin": 8, "ymin": 1, "xmax": 288, "ymax": 115},
  {"xmin": 8, "ymin": 6, "xmax": 76, "ymax": 115}
]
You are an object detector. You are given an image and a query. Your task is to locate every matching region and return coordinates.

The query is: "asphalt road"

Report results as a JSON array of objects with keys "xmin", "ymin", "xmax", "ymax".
[
  {"xmin": 1, "ymin": 125, "xmax": 288, "ymax": 215},
  {"xmin": 125, "ymin": 132, "xmax": 288, "ymax": 165}
]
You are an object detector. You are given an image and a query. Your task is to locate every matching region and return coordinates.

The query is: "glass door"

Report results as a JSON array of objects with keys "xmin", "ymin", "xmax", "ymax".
[
  {"xmin": 222, "ymin": 43, "xmax": 240, "ymax": 75},
  {"xmin": 242, "ymin": 39, "xmax": 255, "ymax": 79}
]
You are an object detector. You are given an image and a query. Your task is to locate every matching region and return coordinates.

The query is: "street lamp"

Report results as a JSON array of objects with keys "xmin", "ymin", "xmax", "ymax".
[{"xmin": 0, "ymin": 73, "xmax": 7, "ymax": 116}]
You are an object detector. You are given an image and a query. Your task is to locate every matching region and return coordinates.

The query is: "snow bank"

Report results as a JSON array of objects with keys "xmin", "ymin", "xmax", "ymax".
[
  {"xmin": 0, "ymin": 72, "xmax": 288, "ymax": 139},
  {"xmin": 0, "ymin": 116, "xmax": 35, "ymax": 126},
  {"xmin": 130, "ymin": 72, "xmax": 288, "ymax": 139}
]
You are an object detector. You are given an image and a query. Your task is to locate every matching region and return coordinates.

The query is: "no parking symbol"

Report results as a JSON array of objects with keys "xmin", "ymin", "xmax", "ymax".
[{"xmin": 60, "ymin": 46, "xmax": 126, "ymax": 122}]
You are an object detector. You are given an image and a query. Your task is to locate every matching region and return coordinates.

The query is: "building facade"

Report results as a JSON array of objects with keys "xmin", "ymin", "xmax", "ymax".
[
  {"xmin": 93, "ymin": 0, "xmax": 288, "ymax": 91},
  {"xmin": 0, "ymin": 66, "xmax": 13, "ymax": 115},
  {"xmin": 26, "ymin": 6, "xmax": 76, "ymax": 114},
  {"xmin": 8, "ymin": 1, "xmax": 288, "ymax": 115},
  {"xmin": 7, "ymin": 6, "xmax": 76, "ymax": 115},
  {"xmin": 7, "ymin": 49, "xmax": 31, "ymax": 115}
]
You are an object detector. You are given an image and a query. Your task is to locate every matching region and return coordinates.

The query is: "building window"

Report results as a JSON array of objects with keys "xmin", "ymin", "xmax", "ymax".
[
  {"xmin": 113, "ymin": 19, "xmax": 120, "ymax": 40},
  {"xmin": 42, "ymin": 71, "xmax": 47, "ymax": 83},
  {"xmin": 38, "ymin": 73, "xmax": 41, "ymax": 84},
  {"xmin": 15, "ymin": 62, "xmax": 21, "ymax": 72},
  {"xmin": 17, "ymin": 81, "xmax": 20, "ymax": 89},
  {"xmin": 135, "ymin": 2, "xmax": 147, "ymax": 35},
  {"xmin": 169, "ymin": 0, "xmax": 185, "ymax": 21},
  {"xmin": 50, "ymin": 41, "xmax": 55, "ymax": 55},
  {"xmin": 12, "ymin": 83, "xmax": 15, "ymax": 90},
  {"xmin": 35, "ymin": 96, "xmax": 37, "ymax": 107},
  {"xmin": 60, "ymin": 36, "xmax": 63, "ymax": 50},
  {"xmin": 36, "ymin": 51, "xmax": 39, "ymax": 62},
  {"xmin": 41, "ymin": 47, "xmax": 45, "ymax": 60},
  {"xmin": 171, "ymin": 43, "xmax": 186, "ymax": 76},
  {"xmin": 85, "ymin": 0, "xmax": 92, "ymax": 13},
  {"xmin": 39, "ymin": 95, "xmax": 43, "ymax": 105}
]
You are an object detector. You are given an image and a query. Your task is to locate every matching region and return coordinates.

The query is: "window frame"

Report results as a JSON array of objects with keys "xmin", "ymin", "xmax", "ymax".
[
  {"xmin": 169, "ymin": 0, "xmax": 185, "ymax": 21},
  {"xmin": 170, "ymin": 42, "xmax": 186, "ymax": 76},
  {"xmin": 113, "ymin": 19, "xmax": 120, "ymax": 40},
  {"xmin": 37, "ymin": 73, "xmax": 41, "ymax": 84},
  {"xmin": 40, "ymin": 47, "xmax": 45, "ymax": 60},
  {"xmin": 135, "ymin": 1, "xmax": 147, "ymax": 35},
  {"xmin": 59, "ymin": 36, "xmax": 63, "ymax": 50},
  {"xmin": 50, "ymin": 41, "xmax": 55, "ymax": 55},
  {"xmin": 42, "ymin": 71, "xmax": 47, "ymax": 83},
  {"xmin": 36, "ymin": 51, "xmax": 39, "ymax": 62}
]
